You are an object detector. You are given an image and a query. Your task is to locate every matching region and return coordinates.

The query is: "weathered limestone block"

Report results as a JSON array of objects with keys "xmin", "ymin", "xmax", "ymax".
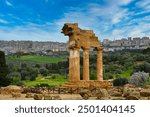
[
  {"xmin": 108, "ymin": 87, "xmax": 123, "ymax": 97},
  {"xmin": 79, "ymin": 89, "xmax": 91, "ymax": 100},
  {"xmin": 44, "ymin": 94, "xmax": 52, "ymax": 100},
  {"xmin": 52, "ymin": 95, "xmax": 62, "ymax": 100},
  {"xmin": 33, "ymin": 94, "xmax": 43, "ymax": 100},
  {"xmin": 11, "ymin": 92, "xmax": 21, "ymax": 98},
  {"xmin": 22, "ymin": 86, "xmax": 31, "ymax": 93},
  {"xmin": 110, "ymin": 91, "xmax": 122, "ymax": 97},
  {"xmin": 144, "ymin": 85, "xmax": 150, "ymax": 89},
  {"xmin": 111, "ymin": 97, "xmax": 126, "ymax": 100},
  {"xmin": 123, "ymin": 84, "xmax": 136, "ymax": 97},
  {"xmin": 140, "ymin": 89, "xmax": 150, "ymax": 97},
  {"xmin": 84, "ymin": 82, "xmax": 90, "ymax": 87},
  {"xmin": 25, "ymin": 93, "xmax": 33, "ymax": 98},
  {"xmin": 126, "ymin": 91, "xmax": 140, "ymax": 100},
  {"xmin": 89, "ymin": 81, "xmax": 95, "ymax": 87},
  {"xmin": 59, "ymin": 94, "xmax": 83, "ymax": 100},
  {"xmin": 97, "ymin": 88, "xmax": 110, "ymax": 100},
  {"xmin": 0, "ymin": 85, "xmax": 22, "ymax": 95}
]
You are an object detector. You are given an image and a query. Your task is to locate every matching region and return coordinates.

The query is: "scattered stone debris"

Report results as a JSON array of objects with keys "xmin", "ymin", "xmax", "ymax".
[
  {"xmin": 97, "ymin": 89, "xmax": 110, "ymax": 100},
  {"xmin": 140, "ymin": 89, "xmax": 150, "ymax": 97},
  {"xmin": 33, "ymin": 94, "xmax": 43, "ymax": 100},
  {"xmin": 1, "ymin": 84, "xmax": 150, "ymax": 100},
  {"xmin": 25, "ymin": 93, "xmax": 33, "ymax": 98},
  {"xmin": 11, "ymin": 92, "xmax": 21, "ymax": 98}
]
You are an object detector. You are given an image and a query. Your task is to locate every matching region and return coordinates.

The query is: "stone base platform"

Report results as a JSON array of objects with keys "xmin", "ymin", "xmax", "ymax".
[{"xmin": 62, "ymin": 80, "xmax": 112, "ymax": 89}]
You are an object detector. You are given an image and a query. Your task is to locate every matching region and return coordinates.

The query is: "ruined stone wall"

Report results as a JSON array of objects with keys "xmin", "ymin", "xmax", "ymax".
[{"xmin": 62, "ymin": 23, "xmax": 103, "ymax": 83}]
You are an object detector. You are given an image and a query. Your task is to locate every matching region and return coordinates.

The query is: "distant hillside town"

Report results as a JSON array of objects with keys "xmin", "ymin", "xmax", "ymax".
[
  {"xmin": 102, "ymin": 37, "xmax": 150, "ymax": 51},
  {"xmin": 0, "ymin": 36, "xmax": 150, "ymax": 55},
  {"xmin": 0, "ymin": 40, "xmax": 67, "ymax": 55}
]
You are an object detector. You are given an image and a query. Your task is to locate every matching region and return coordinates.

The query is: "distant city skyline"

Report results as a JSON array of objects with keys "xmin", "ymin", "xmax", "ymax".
[{"xmin": 0, "ymin": 0, "xmax": 150, "ymax": 42}]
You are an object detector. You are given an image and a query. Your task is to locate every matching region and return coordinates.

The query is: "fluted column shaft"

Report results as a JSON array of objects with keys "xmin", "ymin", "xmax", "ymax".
[
  {"xmin": 97, "ymin": 48, "xmax": 103, "ymax": 81},
  {"xmin": 69, "ymin": 48, "xmax": 80, "ymax": 81},
  {"xmin": 83, "ymin": 48, "xmax": 89, "ymax": 81}
]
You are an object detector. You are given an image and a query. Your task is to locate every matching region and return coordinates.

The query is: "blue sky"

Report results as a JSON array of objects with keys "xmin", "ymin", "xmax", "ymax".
[{"xmin": 0, "ymin": 0, "xmax": 150, "ymax": 42}]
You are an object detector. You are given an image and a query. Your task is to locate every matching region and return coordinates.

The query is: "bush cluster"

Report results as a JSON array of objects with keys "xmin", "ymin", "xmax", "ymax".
[
  {"xmin": 0, "ymin": 51, "xmax": 10, "ymax": 86},
  {"xmin": 129, "ymin": 71, "xmax": 149, "ymax": 86},
  {"xmin": 113, "ymin": 78, "xmax": 128, "ymax": 86}
]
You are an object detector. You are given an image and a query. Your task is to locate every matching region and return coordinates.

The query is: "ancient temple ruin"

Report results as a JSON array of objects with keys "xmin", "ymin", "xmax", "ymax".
[{"xmin": 62, "ymin": 23, "xmax": 110, "ymax": 88}]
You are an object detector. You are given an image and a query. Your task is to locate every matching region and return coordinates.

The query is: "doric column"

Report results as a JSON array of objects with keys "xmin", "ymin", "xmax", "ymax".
[
  {"xmin": 69, "ymin": 48, "xmax": 80, "ymax": 81},
  {"xmin": 96, "ymin": 48, "xmax": 103, "ymax": 81},
  {"xmin": 83, "ymin": 47, "xmax": 90, "ymax": 81}
]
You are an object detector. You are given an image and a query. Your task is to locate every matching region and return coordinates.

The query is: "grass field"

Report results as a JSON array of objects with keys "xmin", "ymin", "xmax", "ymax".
[
  {"xmin": 119, "ymin": 68, "xmax": 132, "ymax": 79},
  {"xmin": 7, "ymin": 55, "xmax": 65, "ymax": 63},
  {"xmin": 24, "ymin": 75, "xmax": 68, "ymax": 86}
]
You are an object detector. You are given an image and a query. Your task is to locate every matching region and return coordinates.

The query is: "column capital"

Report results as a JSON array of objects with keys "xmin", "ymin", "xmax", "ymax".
[
  {"xmin": 96, "ymin": 47, "xmax": 103, "ymax": 51},
  {"xmin": 69, "ymin": 47, "xmax": 80, "ymax": 50},
  {"xmin": 82, "ymin": 47, "xmax": 90, "ymax": 50}
]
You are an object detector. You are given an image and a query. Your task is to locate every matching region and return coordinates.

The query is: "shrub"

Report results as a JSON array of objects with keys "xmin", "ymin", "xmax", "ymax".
[
  {"xmin": 20, "ymin": 70, "xmax": 29, "ymax": 80},
  {"xmin": 35, "ymin": 83, "xmax": 51, "ymax": 87},
  {"xmin": 29, "ymin": 68, "xmax": 38, "ymax": 81},
  {"xmin": 133, "ymin": 62, "xmax": 150, "ymax": 74},
  {"xmin": 0, "ymin": 51, "xmax": 9, "ymax": 86},
  {"xmin": 129, "ymin": 71, "xmax": 149, "ymax": 86},
  {"xmin": 35, "ymin": 64, "xmax": 41, "ymax": 68},
  {"xmin": 20, "ymin": 68, "xmax": 38, "ymax": 81},
  {"xmin": 113, "ymin": 78, "xmax": 128, "ymax": 86},
  {"xmin": 16, "ymin": 81, "xmax": 25, "ymax": 86},
  {"xmin": 6, "ymin": 72, "xmax": 21, "ymax": 85},
  {"xmin": 90, "ymin": 71, "xmax": 96, "ymax": 80},
  {"xmin": 104, "ymin": 73, "xmax": 113, "ymax": 80},
  {"xmin": 51, "ymin": 75, "xmax": 56, "ymax": 79},
  {"xmin": 39, "ymin": 67, "xmax": 49, "ymax": 76}
]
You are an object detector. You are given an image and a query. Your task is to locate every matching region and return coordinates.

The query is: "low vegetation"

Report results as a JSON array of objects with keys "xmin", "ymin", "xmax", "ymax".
[
  {"xmin": 129, "ymin": 71, "xmax": 149, "ymax": 86},
  {"xmin": 7, "ymin": 55, "xmax": 64, "ymax": 63},
  {"xmin": 0, "ymin": 48, "xmax": 150, "ymax": 87},
  {"xmin": 24, "ymin": 75, "xmax": 67, "ymax": 87},
  {"xmin": 0, "ymin": 51, "xmax": 10, "ymax": 86}
]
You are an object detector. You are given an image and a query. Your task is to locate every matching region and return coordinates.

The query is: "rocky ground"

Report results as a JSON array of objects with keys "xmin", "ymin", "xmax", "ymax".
[{"xmin": 0, "ymin": 84, "xmax": 150, "ymax": 100}]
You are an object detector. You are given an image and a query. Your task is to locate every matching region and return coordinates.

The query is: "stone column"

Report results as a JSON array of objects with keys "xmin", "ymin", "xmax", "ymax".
[
  {"xmin": 69, "ymin": 48, "xmax": 80, "ymax": 81},
  {"xmin": 83, "ymin": 48, "xmax": 89, "ymax": 80},
  {"xmin": 96, "ymin": 48, "xmax": 103, "ymax": 81}
]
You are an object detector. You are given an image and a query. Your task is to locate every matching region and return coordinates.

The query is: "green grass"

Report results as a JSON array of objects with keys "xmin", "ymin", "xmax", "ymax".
[
  {"xmin": 7, "ymin": 55, "xmax": 64, "ymax": 63},
  {"xmin": 145, "ymin": 77, "xmax": 150, "ymax": 85},
  {"xmin": 113, "ymin": 67, "xmax": 132, "ymax": 79},
  {"xmin": 120, "ymin": 68, "xmax": 132, "ymax": 79},
  {"xmin": 24, "ymin": 75, "xmax": 68, "ymax": 86}
]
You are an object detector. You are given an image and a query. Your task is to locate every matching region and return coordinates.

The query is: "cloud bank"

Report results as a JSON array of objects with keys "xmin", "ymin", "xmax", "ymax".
[{"xmin": 0, "ymin": 0, "xmax": 149, "ymax": 41}]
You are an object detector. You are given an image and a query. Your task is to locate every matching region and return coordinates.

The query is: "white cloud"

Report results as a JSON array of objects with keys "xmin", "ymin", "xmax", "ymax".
[
  {"xmin": 1, "ymin": 0, "xmax": 149, "ymax": 42},
  {"xmin": 5, "ymin": 0, "xmax": 13, "ymax": 7},
  {"xmin": 115, "ymin": 0, "xmax": 133, "ymax": 6},
  {"xmin": 128, "ymin": 22, "xmax": 150, "ymax": 37},
  {"xmin": 54, "ymin": 0, "xmax": 133, "ymax": 41},
  {"xmin": 112, "ymin": 29, "xmax": 125, "ymax": 38},
  {"xmin": 89, "ymin": 2, "xmax": 131, "ymax": 24},
  {"xmin": 136, "ymin": 0, "xmax": 150, "ymax": 9},
  {"xmin": 0, "ymin": 23, "xmax": 67, "ymax": 42},
  {"xmin": 0, "ymin": 19, "xmax": 9, "ymax": 24},
  {"xmin": 108, "ymin": 19, "xmax": 150, "ymax": 40},
  {"xmin": 55, "ymin": 11, "xmax": 99, "ymax": 29}
]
